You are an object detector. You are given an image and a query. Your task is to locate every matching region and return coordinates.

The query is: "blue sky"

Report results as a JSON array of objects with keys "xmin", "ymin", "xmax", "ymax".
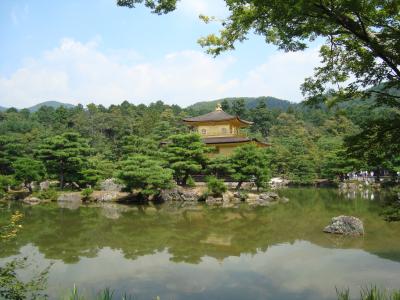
[{"xmin": 0, "ymin": 0, "xmax": 321, "ymax": 108}]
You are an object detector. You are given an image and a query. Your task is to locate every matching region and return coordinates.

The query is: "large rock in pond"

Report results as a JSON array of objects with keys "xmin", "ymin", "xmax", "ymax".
[
  {"xmin": 100, "ymin": 178, "xmax": 124, "ymax": 192},
  {"xmin": 323, "ymin": 215, "xmax": 364, "ymax": 236}
]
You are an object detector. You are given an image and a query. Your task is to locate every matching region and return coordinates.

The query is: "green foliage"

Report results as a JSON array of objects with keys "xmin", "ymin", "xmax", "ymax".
[
  {"xmin": 0, "ymin": 175, "xmax": 14, "ymax": 198},
  {"xmin": 249, "ymin": 101, "xmax": 274, "ymax": 138},
  {"xmin": 34, "ymin": 189, "xmax": 58, "ymax": 201},
  {"xmin": 206, "ymin": 176, "xmax": 226, "ymax": 197},
  {"xmin": 0, "ymin": 211, "xmax": 23, "ymax": 240},
  {"xmin": 0, "ymin": 258, "xmax": 50, "ymax": 300},
  {"xmin": 163, "ymin": 133, "xmax": 209, "ymax": 186},
  {"xmin": 81, "ymin": 188, "xmax": 94, "ymax": 201},
  {"xmin": 0, "ymin": 94, "xmax": 398, "ymax": 189},
  {"xmin": 119, "ymin": 0, "xmax": 400, "ymax": 108},
  {"xmin": 66, "ymin": 286, "xmax": 137, "ymax": 300},
  {"xmin": 230, "ymin": 144, "xmax": 271, "ymax": 190},
  {"xmin": 336, "ymin": 286, "xmax": 400, "ymax": 300},
  {"xmin": 37, "ymin": 132, "xmax": 90, "ymax": 189},
  {"xmin": 118, "ymin": 0, "xmax": 400, "ymax": 176},
  {"xmin": 117, "ymin": 135, "xmax": 159, "ymax": 159},
  {"xmin": 12, "ymin": 158, "xmax": 45, "ymax": 192},
  {"xmin": 269, "ymin": 113, "xmax": 318, "ymax": 184},
  {"xmin": 231, "ymin": 98, "xmax": 246, "ymax": 118},
  {"xmin": 206, "ymin": 155, "xmax": 234, "ymax": 177},
  {"xmin": 117, "ymin": 155, "xmax": 173, "ymax": 197},
  {"xmin": 345, "ymin": 113, "xmax": 400, "ymax": 175},
  {"xmin": 186, "ymin": 175, "xmax": 196, "ymax": 188},
  {"xmin": 0, "ymin": 135, "xmax": 27, "ymax": 175},
  {"xmin": 80, "ymin": 156, "xmax": 115, "ymax": 187}
]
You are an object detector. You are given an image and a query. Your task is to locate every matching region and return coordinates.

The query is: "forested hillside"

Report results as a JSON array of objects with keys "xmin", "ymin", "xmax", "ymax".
[
  {"xmin": 187, "ymin": 96, "xmax": 294, "ymax": 115},
  {"xmin": 0, "ymin": 96, "xmax": 399, "ymax": 197},
  {"xmin": 0, "ymin": 101, "xmax": 75, "ymax": 112}
]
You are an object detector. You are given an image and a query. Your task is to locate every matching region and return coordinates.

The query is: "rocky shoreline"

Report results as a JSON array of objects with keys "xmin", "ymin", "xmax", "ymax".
[{"xmin": 15, "ymin": 178, "xmax": 290, "ymax": 209}]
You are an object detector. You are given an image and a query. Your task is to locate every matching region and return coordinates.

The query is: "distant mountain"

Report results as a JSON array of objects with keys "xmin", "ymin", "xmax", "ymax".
[
  {"xmin": 0, "ymin": 106, "xmax": 7, "ymax": 112},
  {"xmin": 186, "ymin": 96, "xmax": 296, "ymax": 115},
  {"xmin": 27, "ymin": 101, "xmax": 75, "ymax": 112}
]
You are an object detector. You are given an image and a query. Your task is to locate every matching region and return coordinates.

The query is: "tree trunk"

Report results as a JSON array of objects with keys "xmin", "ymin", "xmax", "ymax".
[
  {"xmin": 182, "ymin": 174, "xmax": 189, "ymax": 186},
  {"xmin": 236, "ymin": 181, "xmax": 243, "ymax": 190},
  {"xmin": 25, "ymin": 182, "xmax": 32, "ymax": 193},
  {"xmin": 60, "ymin": 172, "xmax": 65, "ymax": 190}
]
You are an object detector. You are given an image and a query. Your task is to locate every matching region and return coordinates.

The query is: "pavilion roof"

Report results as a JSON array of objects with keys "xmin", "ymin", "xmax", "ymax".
[
  {"xmin": 203, "ymin": 136, "xmax": 270, "ymax": 146},
  {"xmin": 183, "ymin": 105, "xmax": 253, "ymax": 125}
]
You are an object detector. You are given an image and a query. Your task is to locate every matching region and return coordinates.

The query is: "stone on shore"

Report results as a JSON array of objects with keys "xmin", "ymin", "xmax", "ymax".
[
  {"xmin": 92, "ymin": 191, "xmax": 130, "ymax": 202},
  {"xmin": 100, "ymin": 178, "xmax": 125, "ymax": 192},
  {"xmin": 323, "ymin": 215, "xmax": 364, "ymax": 236},
  {"xmin": 160, "ymin": 186, "xmax": 203, "ymax": 202},
  {"xmin": 23, "ymin": 196, "xmax": 41, "ymax": 205},
  {"xmin": 39, "ymin": 180, "xmax": 50, "ymax": 191},
  {"xmin": 245, "ymin": 191, "xmax": 288, "ymax": 207}
]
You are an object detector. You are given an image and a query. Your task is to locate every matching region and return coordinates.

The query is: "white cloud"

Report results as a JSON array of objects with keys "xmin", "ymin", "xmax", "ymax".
[
  {"xmin": 0, "ymin": 38, "xmax": 321, "ymax": 108},
  {"xmin": 228, "ymin": 47, "xmax": 321, "ymax": 101},
  {"xmin": 178, "ymin": 0, "xmax": 228, "ymax": 17},
  {"xmin": 10, "ymin": 4, "xmax": 30, "ymax": 26}
]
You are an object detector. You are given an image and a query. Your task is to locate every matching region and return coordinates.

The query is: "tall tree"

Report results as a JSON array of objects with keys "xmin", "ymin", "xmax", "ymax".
[
  {"xmin": 231, "ymin": 99, "xmax": 247, "ymax": 118},
  {"xmin": 221, "ymin": 99, "xmax": 230, "ymax": 112},
  {"xmin": 163, "ymin": 133, "xmax": 209, "ymax": 185},
  {"xmin": 13, "ymin": 158, "xmax": 46, "ymax": 192},
  {"xmin": 117, "ymin": 155, "xmax": 173, "ymax": 198},
  {"xmin": 230, "ymin": 144, "xmax": 271, "ymax": 190},
  {"xmin": 0, "ymin": 135, "xmax": 27, "ymax": 175},
  {"xmin": 269, "ymin": 113, "xmax": 318, "ymax": 183},
  {"xmin": 37, "ymin": 132, "xmax": 90, "ymax": 189},
  {"xmin": 118, "ymin": 0, "xmax": 400, "ymax": 108},
  {"xmin": 249, "ymin": 101, "xmax": 274, "ymax": 138}
]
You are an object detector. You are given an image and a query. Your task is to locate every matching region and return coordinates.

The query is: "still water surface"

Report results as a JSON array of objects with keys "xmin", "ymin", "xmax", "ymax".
[{"xmin": 1, "ymin": 188, "xmax": 400, "ymax": 299}]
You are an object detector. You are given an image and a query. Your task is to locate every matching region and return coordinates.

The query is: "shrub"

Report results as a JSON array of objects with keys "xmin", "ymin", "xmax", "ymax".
[
  {"xmin": 81, "ymin": 188, "xmax": 94, "ymax": 201},
  {"xmin": 206, "ymin": 176, "xmax": 226, "ymax": 197},
  {"xmin": 0, "ymin": 175, "xmax": 14, "ymax": 198},
  {"xmin": 34, "ymin": 189, "xmax": 58, "ymax": 201},
  {"xmin": 186, "ymin": 175, "xmax": 196, "ymax": 188}
]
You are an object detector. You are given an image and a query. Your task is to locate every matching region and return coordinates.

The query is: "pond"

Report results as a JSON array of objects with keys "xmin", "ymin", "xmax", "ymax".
[{"xmin": 1, "ymin": 188, "xmax": 400, "ymax": 299}]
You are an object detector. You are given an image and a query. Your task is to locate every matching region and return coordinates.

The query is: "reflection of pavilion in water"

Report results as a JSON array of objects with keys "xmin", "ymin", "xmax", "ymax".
[{"xmin": 338, "ymin": 188, "xmax": 378, "ymax": 200}]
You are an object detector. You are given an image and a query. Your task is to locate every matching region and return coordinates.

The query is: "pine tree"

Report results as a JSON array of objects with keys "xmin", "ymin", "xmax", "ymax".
[
  {"xmin": 117, "ymin": 155, "xmax": 173, "ymax": 198},
  {"xmin": 163, "ymin": 133, "xmax": 209, "ymax": 185},
  {"xmin": 37, "ymin": 132, "xmax": 90, "ymax": 189}
]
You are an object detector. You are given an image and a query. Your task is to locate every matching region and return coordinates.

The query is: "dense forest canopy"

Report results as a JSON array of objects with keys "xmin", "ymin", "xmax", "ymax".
[{"xmin": 0, "ymin": 96, "xmax": 398, "ymax": 197}]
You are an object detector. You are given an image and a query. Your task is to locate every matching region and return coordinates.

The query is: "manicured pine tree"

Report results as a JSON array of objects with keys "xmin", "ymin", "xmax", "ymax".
[
  {"xmin": 117, "ymin": 154, "xmax": 173, "ymax": 198},
  {"xmin": 37, "ymin": 132, "xmax": 90, "ymax": 189},
  {"xmin": 163, "ymin": 133, "xmax": 209, "ymax": 186},
  {"xmin": 12, "ymin": 158, "xmax": 46, "ymax": 192},
  {"xmin": 230, "ymin": 144, "xmax": 271, "ymax": 190}
]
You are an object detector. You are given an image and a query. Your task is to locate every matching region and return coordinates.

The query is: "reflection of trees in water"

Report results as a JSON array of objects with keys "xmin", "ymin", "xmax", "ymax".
[
  {"xmin": 1, "ymin": 188, "xmax": 400, "ymax": 265},
  {"xmin": 0, "ymin": 257, "xmax": 51, "ymax": 299}
]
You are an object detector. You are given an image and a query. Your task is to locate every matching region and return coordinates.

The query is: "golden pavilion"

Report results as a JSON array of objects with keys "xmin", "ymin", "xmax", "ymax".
[{"xmin": 183, "ymin": 104, "xmax": 269, "ymax": 155}]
